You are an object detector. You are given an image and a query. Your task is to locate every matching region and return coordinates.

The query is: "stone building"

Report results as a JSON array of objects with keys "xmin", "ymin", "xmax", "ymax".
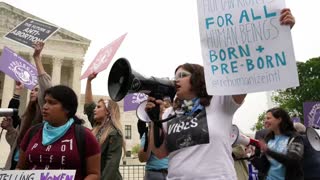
[{"xmin": 0, "ymin": 2, "xmax": 140, "ymax": 167}]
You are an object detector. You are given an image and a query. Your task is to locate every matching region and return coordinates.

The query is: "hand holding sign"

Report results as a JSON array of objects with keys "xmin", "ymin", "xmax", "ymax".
[
  {"xmin": 280, "ymin": 8, "xmax": 295, "ymax": 28},
  {"xmin": 32, "ymin": 41, "xmax": 47, "ymax": 76},
  {"xmin": 32, "ymin": 41, "xmax": 45, "ymax": 59},
  {"xmin": 80, "ymin": 33, "xmax": 127, "ymax": 79},
  {"xmin": 87, "ymin": 72, "xmax": 98, "ymax": 82}
]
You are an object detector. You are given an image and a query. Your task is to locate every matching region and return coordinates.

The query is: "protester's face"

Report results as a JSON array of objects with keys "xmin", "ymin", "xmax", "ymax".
[
  {"xmin": 94, "ymin": 101, "xmax": 108, "ymax": 122},
  {"xmin": 174, "ymin": 67, "xmax": 196, "ymax": 100},
  {"xmin": 30, "ymin": 85, "xmax": 39, "ymax": 102},
  {"xmin": 263, "ymin": 118, "xmax": 270, "ymax": 128},
  {"xmin": 42, "ymin": 95, "xmax": 68, "ymax": 126},
  {"xmin": 265, "ymin": 112, "xmax": 281, "ymax": 132}
]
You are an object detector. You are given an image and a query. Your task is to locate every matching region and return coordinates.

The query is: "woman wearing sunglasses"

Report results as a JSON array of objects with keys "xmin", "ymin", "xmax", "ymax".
[
  {"xmin": 146, "ymin": 63, "xmax": 246, "ymax": 179},
  {"xmin": 146, "ymin": 8, "xmax": 295, "ymax": 179}
]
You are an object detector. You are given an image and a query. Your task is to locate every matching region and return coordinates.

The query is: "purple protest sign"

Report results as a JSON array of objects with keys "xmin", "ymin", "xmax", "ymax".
[
  {"xmin": 291, "ymin": 117, "xmax": 301, "ymax": 123},
  {"xmin": 123, "ymin": 93, "xmax": 148, "ymax": 112},
  {"xmin": 0, "ymin": 47, "xmax": 38, "ymax": 90},
  {"xmin": 303, "ymin": 101, "xmax": 320, "ymax": 127}
]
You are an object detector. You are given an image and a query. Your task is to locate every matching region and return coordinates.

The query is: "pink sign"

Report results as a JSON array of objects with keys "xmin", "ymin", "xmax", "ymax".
[{"xmin": 80, "ymin": 33, "xmax": 127, "ymax": 79}]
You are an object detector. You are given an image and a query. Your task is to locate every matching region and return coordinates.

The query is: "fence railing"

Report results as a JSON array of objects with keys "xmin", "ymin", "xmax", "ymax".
[{"xmin": 120, "ymin": 164, "xmax": 145, "ymax": 180}]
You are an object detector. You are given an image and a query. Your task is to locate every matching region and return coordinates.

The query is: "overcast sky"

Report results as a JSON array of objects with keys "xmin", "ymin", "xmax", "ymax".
[{"xmin": 2, "ymin": 0, "xmax": 319, "ymax": 133}]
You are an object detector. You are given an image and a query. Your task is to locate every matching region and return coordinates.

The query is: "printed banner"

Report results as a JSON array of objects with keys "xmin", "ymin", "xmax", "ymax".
[
  {"xmin": 197, "ymin": 0, "xmax": 299, "ymax": 95},
  {"xmin": 0, "ymin": 170, "xmax": 75, "ymax": 180},
  {"xmin": 80, "ymin": 33, "xmax": 127, "ymax": 79},
  {"xmin": 123, "ymin": 93, "xmax": 148, "ymax": 112},
  {"xmin": 303, "ymin": 101, "xmax": 320, "ymax": 127},
  {"xmin": 0, "ymin": 47, "xmax": 38, "ymax": 90},
  {"xmin": 4, "ymin": 17, "xmax": 59, "ymax": 48}
]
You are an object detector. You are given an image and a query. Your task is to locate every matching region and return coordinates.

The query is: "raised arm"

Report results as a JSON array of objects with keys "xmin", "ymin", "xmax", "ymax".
[
  {"xmin": 85, "ymin": 72, "xmax": 98, "ymax": 104},
  {"xmin": 32, "ymin": 41, "xmax": 52, "ymax": 109},
  {"xmin": 32, "ymin": 41, "xmax": 46, "ymax": 75}
]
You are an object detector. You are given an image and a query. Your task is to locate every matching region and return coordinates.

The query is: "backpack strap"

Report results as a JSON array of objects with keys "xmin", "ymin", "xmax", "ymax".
[
  {"xmin": 75, "ymin": 124, "xmax": 86, "ymax": 177},
  {"xmin": 28, "ymin": 123, "xmax": 44, "ymax": 144}
]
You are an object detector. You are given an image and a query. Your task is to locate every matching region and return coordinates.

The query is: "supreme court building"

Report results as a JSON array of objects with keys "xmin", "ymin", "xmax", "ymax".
[{"xmin": 0, "ymin": 2, "xmax": 140, "ymax": 164}]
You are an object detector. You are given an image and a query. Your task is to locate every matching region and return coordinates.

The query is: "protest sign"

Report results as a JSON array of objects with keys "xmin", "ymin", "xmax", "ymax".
[
  {"xmin": 197, "ymin": 0, "xmax": 299, "ymax": 95},
  {"xmin": 4, "ymin": 17, "xmax": 59, "ymax": 48},
  {"xmin": 291, "ymin": 116, "xmax": 301, "ymax": 123},
  {"xmin": 0, "ymin": 47, "xmax": 38, "ymax": 90},
  {"xmin": 0, "ymin": 170, "xmax": 76, "ymax": 180},
  {"xmin": 80, "ymin": 33, "xmax": 127, "ymax": 79},
  {"xmin": 303, "ymin": 101, "xmax": 320, "ymax": 127},
  {"xmin": 124, "ymin": 93, "xmax": 148, "ymax": 111}
]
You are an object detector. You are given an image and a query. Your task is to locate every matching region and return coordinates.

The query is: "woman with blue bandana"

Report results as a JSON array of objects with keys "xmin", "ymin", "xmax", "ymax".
[{"xmin": 16, "ymin": 85, "xmax": 101, "ymax": 180}]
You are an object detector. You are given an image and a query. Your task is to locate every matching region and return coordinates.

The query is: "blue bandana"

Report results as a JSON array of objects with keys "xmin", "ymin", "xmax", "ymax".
[
  {"xmin": 42, "ymin": 118, "xmax": 74, "ymax": 146},
  {"xmin": 184, "ymin": 98, "xmax": 204, "ymax": 115}
]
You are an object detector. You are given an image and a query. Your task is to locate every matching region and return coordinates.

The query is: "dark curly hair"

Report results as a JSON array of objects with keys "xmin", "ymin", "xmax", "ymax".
[
  {"xmin": 175, "ymin": 63, "xmax": 212, "ymax": 106},
  {"xmin": 265, "ymin": 107, "xmax": 297, "ymax": 140}
]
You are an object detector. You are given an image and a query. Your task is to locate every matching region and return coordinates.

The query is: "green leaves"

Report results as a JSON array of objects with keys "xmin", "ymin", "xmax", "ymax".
[{"xmin": 272, "ymin": 57, "xmax": 320, "ymax": 124}]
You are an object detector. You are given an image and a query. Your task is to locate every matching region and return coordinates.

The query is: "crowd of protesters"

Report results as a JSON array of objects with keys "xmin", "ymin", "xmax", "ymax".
[{"xmin": 1, "ymin": 7, "xmax": 318, "ymax": 180}]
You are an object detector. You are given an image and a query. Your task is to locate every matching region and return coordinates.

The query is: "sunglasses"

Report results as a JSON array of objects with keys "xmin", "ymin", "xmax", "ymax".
[{"xmin": 174, "ymin": 71, "xmax": 191, "ymax": 80}]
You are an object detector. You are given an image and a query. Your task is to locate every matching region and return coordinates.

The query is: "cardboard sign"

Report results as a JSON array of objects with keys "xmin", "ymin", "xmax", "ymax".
[
  {"xmin": 0, "ymin": 170, "xmax": 76, "ymax": 180},
  {"xmin": 80, "ymin": 33, "xmax": 127, "ymax": 79},
  {"xmin": 0, "ymin": 47, "xmax": 38, "ymax": 90},
  {"xmin": 4, "ymin": 17, "xmax": 59, "ymax": 48},
  {"xmin": 197, "ymin": 0, "xmax": 299, "ymax": 95}
]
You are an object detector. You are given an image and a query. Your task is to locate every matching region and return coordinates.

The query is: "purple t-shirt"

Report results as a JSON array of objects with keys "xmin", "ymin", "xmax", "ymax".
[{"xmin": 20, "ymin": 124, "xmax": 100, "ymax": 180}]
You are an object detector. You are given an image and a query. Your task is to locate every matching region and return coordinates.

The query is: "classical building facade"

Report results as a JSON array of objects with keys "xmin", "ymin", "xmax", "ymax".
[
  {"xmin": 0, "ymin": 2, "xmax": 140, "ymax": 166},
  {"xmin": 0, "ymin": 2, "xmax": 89, "ymax": 111}
]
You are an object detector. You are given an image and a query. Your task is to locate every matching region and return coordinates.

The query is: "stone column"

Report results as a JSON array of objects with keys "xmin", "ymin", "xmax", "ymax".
[
  {"xmin": 72, "ymin": 59, "xmax": 83, "ymax": 99},
  {"xmin": 51, "ymin": 57, "xmax": 63, "ymax": 85},
  {"xmin": 1, "ymin": 75, "xmax": 14, "ymax": 109}
]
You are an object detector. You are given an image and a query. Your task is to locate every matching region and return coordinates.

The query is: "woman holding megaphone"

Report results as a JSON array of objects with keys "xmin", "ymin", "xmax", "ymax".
[
  {"xmin": 250, "ymin": 107, "xmax": 304, "ymax": 180},
  {"xmin": 146, "ymin": 63, "xmax": 246, "ymax": 179},
  {"xmin": 145, "ymin": 8, "xmax": 295, "ymax": 180}
]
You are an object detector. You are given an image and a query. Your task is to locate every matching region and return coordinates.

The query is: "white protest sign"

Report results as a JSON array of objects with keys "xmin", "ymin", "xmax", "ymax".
[
  {"xmin": 197, "ymin": 0, "xmax": 299, "ymax": 95},
  {"xmin": 0, "ymin": 170, "xmax": 75, "ymax": 180}
]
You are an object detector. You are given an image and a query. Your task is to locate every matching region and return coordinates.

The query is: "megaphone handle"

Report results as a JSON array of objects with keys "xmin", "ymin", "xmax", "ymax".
[
  {"xmin": 153, "ymin": 121, "xmax": 164, "ymax": 148},
  {"xmin": 147, "ymin": 104, "xmax": 160, "ymax": 121},
  {"xmin": 143, "ymin": 128, "xmax": 149, "ymax": 152}
]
